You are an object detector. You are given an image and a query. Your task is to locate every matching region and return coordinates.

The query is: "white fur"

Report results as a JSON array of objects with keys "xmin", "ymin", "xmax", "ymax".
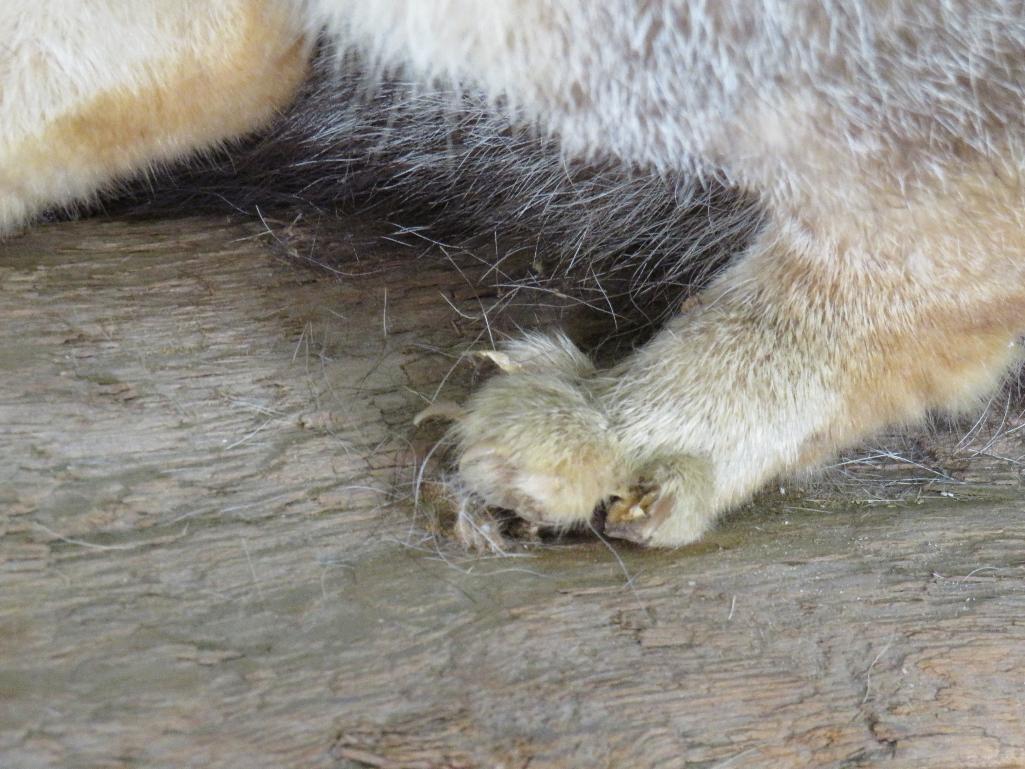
[{"xmin": 310, "ymin": 2, "xmax": 1025, "ymax": 196}]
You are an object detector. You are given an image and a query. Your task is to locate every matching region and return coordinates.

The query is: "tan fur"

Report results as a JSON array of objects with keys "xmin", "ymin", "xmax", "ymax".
[
  {"xmin": 0, "ymin": 1, "xmax": 309, "ymax": 232},
  {"xmin": 455, "ymin": 156, "xmax": 1025, "ymax": 547}
]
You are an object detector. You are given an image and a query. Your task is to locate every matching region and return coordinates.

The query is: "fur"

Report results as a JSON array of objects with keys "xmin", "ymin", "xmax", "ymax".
[
  {"xmin": 312, "ymin": 0, "xmax": 1025, "ymax": 545},
  {"xmin": 116, "ymin": 64, "xmax": 758, "ymax": 318},
  {"xmin": 0, "ymin": 0, "xmax": 310, "ymax": 232},
  {"xmin": 6, "ymin": 1, "xmax": 1025, "ymax": 546}
]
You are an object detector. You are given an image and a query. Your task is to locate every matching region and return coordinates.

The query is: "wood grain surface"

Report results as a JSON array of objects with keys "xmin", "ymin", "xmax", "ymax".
[{"xmin": 3, "ymin": 217, "xmax": 1024, "ymax": 769}]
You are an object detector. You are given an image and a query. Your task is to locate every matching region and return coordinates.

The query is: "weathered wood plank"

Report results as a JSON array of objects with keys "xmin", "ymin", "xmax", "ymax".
[{"xmin": 2, "ymin": 217, "xmax": 1025, "ymax": 769}]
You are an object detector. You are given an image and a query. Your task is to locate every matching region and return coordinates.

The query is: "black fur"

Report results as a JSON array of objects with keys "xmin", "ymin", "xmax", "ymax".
[{"xmin": 116, "ymin": 58, "xmax": 762, "ymax": 323}]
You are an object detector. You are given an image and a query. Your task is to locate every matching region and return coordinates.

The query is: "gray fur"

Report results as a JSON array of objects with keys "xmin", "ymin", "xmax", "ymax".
[
  {"xmin": 124, "ymin": 58, "xmax": 760, "ymax": 318},
  {"xmin": 317, "ymin": 1, "xmax": 1025, "ymax": 203}
]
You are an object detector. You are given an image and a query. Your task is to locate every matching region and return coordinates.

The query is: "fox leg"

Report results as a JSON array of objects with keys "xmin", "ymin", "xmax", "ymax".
[
  {"xmin": 0, "ymin": 0, "xmax": 310, "ymax": 234},
  {"xmin": 454, "ymin": 177, "xmax": 1025, "ymax": 546}
]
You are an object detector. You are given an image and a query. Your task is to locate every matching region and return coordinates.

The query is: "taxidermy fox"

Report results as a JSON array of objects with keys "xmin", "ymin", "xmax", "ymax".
[{"xmin": 5, "ymin": 1, "xmax": 1025, "ymax": 547}]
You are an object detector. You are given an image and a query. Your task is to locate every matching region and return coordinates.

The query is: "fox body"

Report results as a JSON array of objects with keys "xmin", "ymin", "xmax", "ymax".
[{"xmin": 5, "ymin": 1, "xmax": 1025, "ymax": 545}]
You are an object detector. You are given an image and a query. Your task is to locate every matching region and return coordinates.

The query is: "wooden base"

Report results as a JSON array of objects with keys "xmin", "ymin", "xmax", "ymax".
[{"xmin": 3, "ymin": 216, "xmax": 1024, "ymax": 768}]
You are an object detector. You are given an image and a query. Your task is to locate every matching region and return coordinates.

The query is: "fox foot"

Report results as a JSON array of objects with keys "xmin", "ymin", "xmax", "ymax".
[
  {"xmin": 604, "ymin": 488, "xmax": 679, "ymax": 546},
  {"xmin": 427, "ymin": 334, "xmax": 720, "ymax": 548},
  {"xmin": 602, "ymin": 456, "xmax": 715, "ymax": 546},
  {"xmin": 447, "ymin": 334, "xmax": 625, "ymax": 530}
]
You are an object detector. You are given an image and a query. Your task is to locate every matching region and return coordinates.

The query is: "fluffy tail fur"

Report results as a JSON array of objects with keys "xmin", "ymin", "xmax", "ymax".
[{"xmin": 119, "ymin": 57, "xmax": 761, "ymax": 319}]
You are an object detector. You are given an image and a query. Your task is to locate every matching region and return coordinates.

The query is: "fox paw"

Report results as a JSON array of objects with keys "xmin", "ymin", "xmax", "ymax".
[
  {"xmin": 419, "ymin": 334, "xmax": 720, "ymax": 547},
  {"xmin": 605, "ymin": 482, "xmax": 670, "ymax": 544},
  {"xmin": 603, "ymin": 456, "xmax": 714, "ymax": 546},
  {"xmin": 444, "ymin": 334, "xmax": 626, "ymax": 529}
]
